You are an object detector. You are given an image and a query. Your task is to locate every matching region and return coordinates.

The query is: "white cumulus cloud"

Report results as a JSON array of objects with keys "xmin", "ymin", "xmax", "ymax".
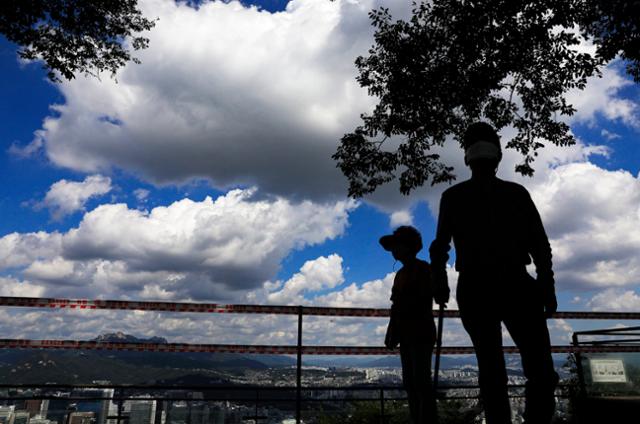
[
  {"xmin": 133, "ymin": 188, "xmax": 150, "ymax": 203},
  {"xmin": 248, "ymin": 254, "xmax": 345, "ymax": 305},
  {"xmin": 34, "ymin": 0, "xmax": 402, "ymax": 201},
  {"xmin": 389, "ymin": 210, "xmax": 413, "ymax": 227},
  {"xmin": 40, "ymin": 175, "xmax": 112, "ymax": 220},
  {"xmin": 0, "ymin": 231, "xmax": 63, "ymax": 270},
  {"xmin": 1, "ymin": 189, "xmax": 356, "ymax": 300},
  {"xmin": 11, "ymin": 0, "xmax": 634, "ymax": 241},
  {"xmin": 587, "ymin": 288, "xmax": 640, "ymax": 311},
  {"xmin": 529, "ymin": 162, "xmax": 640, "ymax": 290},
  {"xmin": 0, "ymin": 277, "xmax": 46, "ymax": 298},
  {"xmin": 566, "ymin": 63, "xmax": 639, "ymax": 128}
]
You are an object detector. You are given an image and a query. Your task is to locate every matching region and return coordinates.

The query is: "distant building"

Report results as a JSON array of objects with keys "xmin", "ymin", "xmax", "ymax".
[
  {"xmin": 165, "ymin": 402, "xmax": 187, "ymax": 424},
  {"xmin": 0, "ymin": 406, "xmax": 16, "ymax": 424},
  {"xmin": 24, "ymin": 401, "xmax": 43, "ymax": 418},
  {"xmin": 45, "ymin": 395, "xmax": 72, "ymax": 424},
  {"xmin": 38, "ymin": 401, "xmax": 48, "ymax": 420},
  {"xmin": 73, "ymin": 388, "xmax": 113, "ymax": 424},
  {"xmin": 29, "ymin": 418, "xmax": 54, "ymax": 424},
  {"xmin": 209, "ymin": 406, "xmax": 224, "ymax": 424},
  {"xmin": 125, "ymin": 401, "xmax": 156, "ymax": 424},
  {"xmin": 67, "ymin": 412, "xmax": 95, "ymax": 424},
  {"xmin": 105, "ymin": 400, "xmax": 119, "ymax": 424},
  {"xmin": 13, "ymin": 411, "xmax": 30, "ymax": 424},
  {"xmin": 188, "ymin": 403, "xmax": 209, "ymax": 424},
  {"xmin": 98, "ymin": 389, "xmax": 114, "ymax": 424},
  {"xmin": 151, "ymin": 402, "xmax": 166, "ymax": 424}
]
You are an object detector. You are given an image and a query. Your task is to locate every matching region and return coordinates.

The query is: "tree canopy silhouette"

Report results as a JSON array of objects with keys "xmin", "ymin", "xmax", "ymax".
[
  {"xmin": 0, "ymin": 0, "xmax": 155, "ymax": 82},
  {"xmin": 333, "ymin": 0, "xmax": 640, "ymax": 197}
]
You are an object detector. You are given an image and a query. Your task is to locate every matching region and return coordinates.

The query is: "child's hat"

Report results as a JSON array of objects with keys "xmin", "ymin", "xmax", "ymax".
[{"xmin": 379, "ymin": 226, "xmax": 423, "ymax": 253}]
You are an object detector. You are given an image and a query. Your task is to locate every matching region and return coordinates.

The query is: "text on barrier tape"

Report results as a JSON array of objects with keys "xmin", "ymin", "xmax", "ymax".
[
  {"xmin": 2, "ymin": 296, "xmax": 640, "ymax": 320},
  {"xmin": 0, "ymin": 339, "xmax": 638, "ymax": 355}
]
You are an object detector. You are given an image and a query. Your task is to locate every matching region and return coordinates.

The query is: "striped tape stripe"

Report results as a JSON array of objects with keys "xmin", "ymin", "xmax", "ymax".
[
  {"xmin": 0, "ymin": 339, "xmax": 637, "ymax": 355},
  {"xmin": 2, "ymin": 297, "xmax": 640, "ymax": 320}
]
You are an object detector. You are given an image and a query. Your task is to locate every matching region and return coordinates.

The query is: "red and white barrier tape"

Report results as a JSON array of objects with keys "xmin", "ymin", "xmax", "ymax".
[
  {"xmin": 0, "ymin": 297, "xmax": 388, "ymax": 316},
  {"xmin": 0, "ymin": 339, "xmax": 637, "ymax": 355},
  {"xmin": 0, "ymin": 339, "xmax": 298, "ymax": 354},
  {"xmin": 2, "ymin": 297, "xmax": 639, "ymax": 320}
]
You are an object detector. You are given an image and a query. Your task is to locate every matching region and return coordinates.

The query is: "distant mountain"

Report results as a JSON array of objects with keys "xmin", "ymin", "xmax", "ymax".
[
  {"xmin": 0, "ymin": 332, "xmax": 295, "ymax": 384},
  {"xmin": 249, "ymin": 354, "xmax": 297, "ymax": 368},
  {"xmin": 0, "ymin": 350, "xmax": 212, "ymax": 385},
  {"xmin": 0, "ymin": 332, "xmax": 572, "ymax": 385},
  {"xmin": 154, "ymin": 374, "xmax": 232, "ymax": 386},
  {"xmin": 86, "ymin": 332, "xmax": 297, "ymax": 370},
  {"xmin": 363, "ymin": 355, "xmax": 477, "ymax": 369},
  {"xmin": 92, "ymin": 332, "xmax": 168, "ymax": 344},
  {"xmin": 303, "ymin": 354, "xmax": 477, "ymax": 369},
  {"xmin": 304, "ymin": 353, "xmax": 573, "ymax": 372}
]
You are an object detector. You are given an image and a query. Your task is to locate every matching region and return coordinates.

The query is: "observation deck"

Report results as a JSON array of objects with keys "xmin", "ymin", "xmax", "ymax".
[{"xmin": 1, "ymin": 296, "xmax": 639, "ymax": 424}]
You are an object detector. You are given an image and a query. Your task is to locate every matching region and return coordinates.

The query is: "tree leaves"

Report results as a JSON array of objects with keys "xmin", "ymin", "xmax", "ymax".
[
  {"xmin": 0, "ymin": 0, "xmax": 156, "ymax": 82},
  {"xmin": 334, "ymin": 0, "xmax": 638, "ymax": 197}
]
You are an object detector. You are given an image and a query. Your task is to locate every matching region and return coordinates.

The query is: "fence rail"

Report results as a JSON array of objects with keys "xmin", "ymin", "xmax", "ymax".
[
  {"xmin": 1, "ymin": 338, "xmax": 640, "ymax": 354},
  {"xmin": 3, "ymin": 296, "xmax": 640, "ymax": 319}
]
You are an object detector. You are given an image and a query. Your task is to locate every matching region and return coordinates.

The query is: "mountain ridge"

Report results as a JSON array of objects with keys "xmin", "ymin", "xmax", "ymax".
[{"xmin": 92, "ymin": 331, "xmax": 168, "ymax": 344}]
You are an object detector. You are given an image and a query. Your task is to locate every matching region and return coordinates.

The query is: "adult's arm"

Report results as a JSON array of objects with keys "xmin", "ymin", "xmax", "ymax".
[
  {"xmin": 429, "ymin": 191, "xmax": 452, "ymax": 305},
  {"xmin": 522, "ymin": 188, "xmax": 557, "ymax": 317},
  {"xmin": 522, "ymin": 188, "xmax": 554, "ymax": 279}
]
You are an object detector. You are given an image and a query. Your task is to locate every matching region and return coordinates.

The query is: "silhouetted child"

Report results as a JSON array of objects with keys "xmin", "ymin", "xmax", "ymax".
[{"xmin": 380, "ymin": 226, "xmax": 438, "ymax": 424}]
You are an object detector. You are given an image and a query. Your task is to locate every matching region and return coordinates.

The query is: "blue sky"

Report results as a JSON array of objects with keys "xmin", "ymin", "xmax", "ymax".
[{"xmin": 0, "ymin": 0, "xmax": 639, "ymax": 346}]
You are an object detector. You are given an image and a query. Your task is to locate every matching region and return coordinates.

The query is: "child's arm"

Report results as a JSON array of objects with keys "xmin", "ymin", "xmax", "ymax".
[
  {"xmin": 384, "ymin": 318, "xmax": 397, "ymax": 349},
  {"xmin": 384, "ymin": 292, "xmax": 400, "ymax": 349}
]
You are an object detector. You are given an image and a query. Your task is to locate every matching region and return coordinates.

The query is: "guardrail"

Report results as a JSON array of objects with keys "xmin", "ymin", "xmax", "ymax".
[
  {"xmin": 0, "ymin": 382, "xmax": 576, "ymax": 424},
  {"xmin": 2, "ymin": 296, "xmax": 640, "ymax": 423}
]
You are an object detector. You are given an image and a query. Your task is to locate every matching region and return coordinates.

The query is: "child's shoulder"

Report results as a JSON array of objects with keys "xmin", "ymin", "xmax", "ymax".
[{"xmin": 416, "ymin": 259, "xmax": 431, "ymax": 273}]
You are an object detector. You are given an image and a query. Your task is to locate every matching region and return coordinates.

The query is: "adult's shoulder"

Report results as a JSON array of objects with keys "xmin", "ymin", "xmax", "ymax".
[
  {"xmin": 496, "ymin": 178, "xmax": 531, "ymax": 197},
  {"xmin": 442, "ymin": 180, "xmax": 473, "ymax": 198}
]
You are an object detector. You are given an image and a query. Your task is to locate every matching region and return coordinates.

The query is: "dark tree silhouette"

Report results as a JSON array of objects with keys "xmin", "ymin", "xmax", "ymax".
[
  {"xmin": 333, "ymin": 0, "xmax": 640, "ymax": 197},
  {"xmin": 0, "ymin": 0, "xmax": 155, "ymax": 82},
  {"xmin": 583, "ymin": 0, "xmax": 640, "ymax": 82}
]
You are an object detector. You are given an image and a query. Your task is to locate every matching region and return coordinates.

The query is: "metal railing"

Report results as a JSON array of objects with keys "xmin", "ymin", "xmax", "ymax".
[
  {"xmin": 0, "ymin": 382, "xmax": 572, "ymax": 423},
  {"xmin": 2, "ymin": 296, "xmax": 640, "ymax": 423}
]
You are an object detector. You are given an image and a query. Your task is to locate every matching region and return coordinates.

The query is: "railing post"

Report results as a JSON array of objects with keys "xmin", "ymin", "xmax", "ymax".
[
  {"xmin": 379, "ymin": 388, "xmax": 385, "ymax": 424},
  {"xmin": 255, "ymin": 388, "xmax": 259, "ymax": 422},
  {"xmin": 154, "ymin": 399, "xmax": 163, "ymax": 424},
  {"xmin": 296, "ymin": 305, "xmax": 303, "ymax": 424},
  {"xmin": 116, "ymin": 389, "xmax": 123, "ymax": 424},
  {"xmin": 572, "ymin": 333, "xmax": 587, "ymax": 396}
]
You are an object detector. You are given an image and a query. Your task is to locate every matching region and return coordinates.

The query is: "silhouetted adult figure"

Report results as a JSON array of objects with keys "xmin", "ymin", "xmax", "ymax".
[
  {"xmin": 429, "ymin": 122, "xmax": 559, "ymax": 424},
  {"xmin": 380, "ymin": 226, "xmax": 438, "ymax": 424}
]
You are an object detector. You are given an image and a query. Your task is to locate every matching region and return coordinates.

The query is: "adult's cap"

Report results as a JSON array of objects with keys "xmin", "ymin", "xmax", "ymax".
[
  {"xmin": 379, "ymin": 226, "xmax": 423, "ymax": 254},
  {"xmin": 463, "ymin": 122, "xmax": 502, "ymax": 165}
]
